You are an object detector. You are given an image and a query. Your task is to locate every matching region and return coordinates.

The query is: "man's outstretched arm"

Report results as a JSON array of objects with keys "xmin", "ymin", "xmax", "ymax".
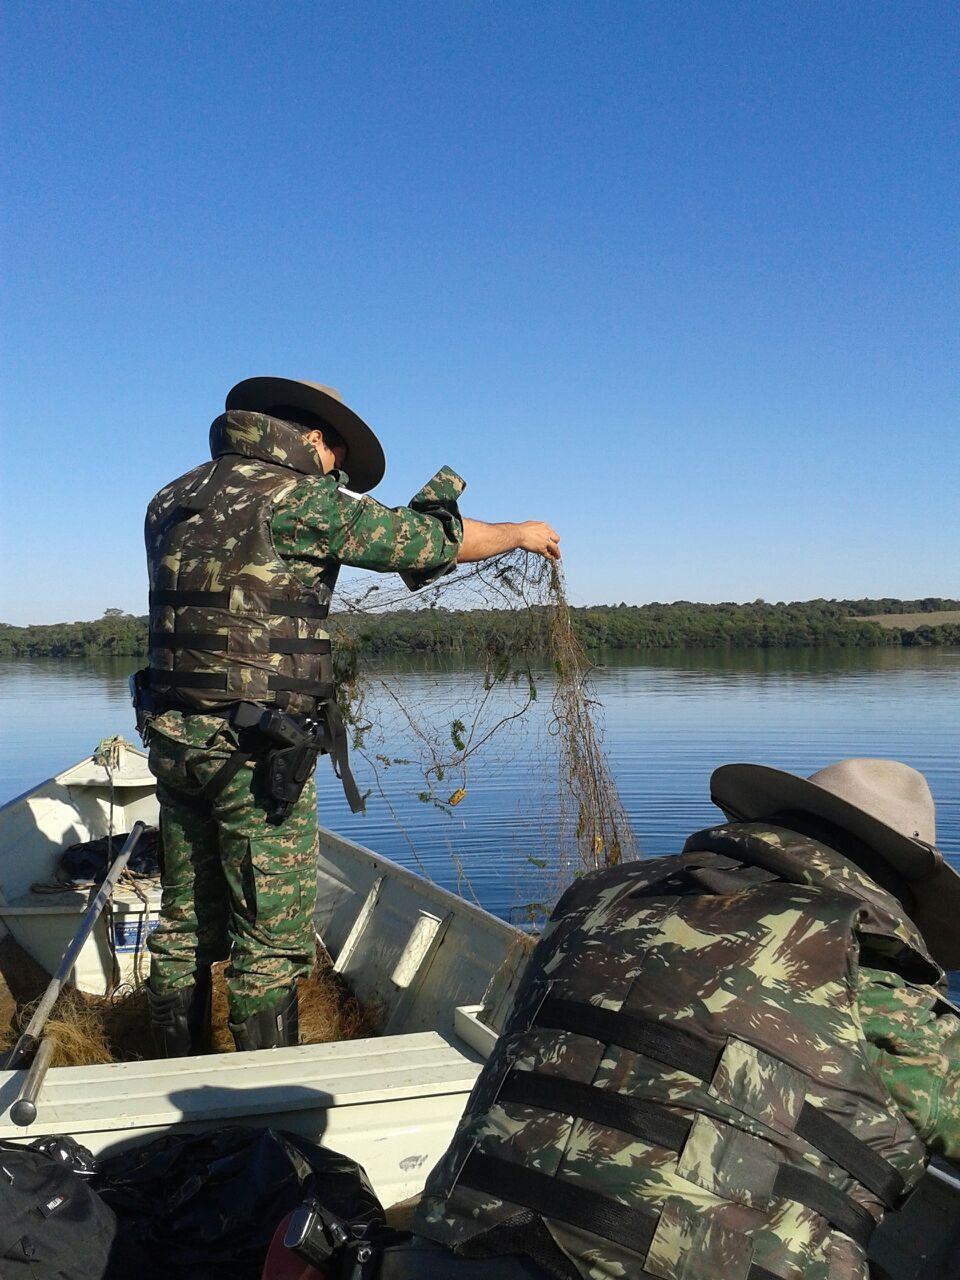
[{"xmin": 457, "ymin": 518, "xmax": 560, "ymax": 563}]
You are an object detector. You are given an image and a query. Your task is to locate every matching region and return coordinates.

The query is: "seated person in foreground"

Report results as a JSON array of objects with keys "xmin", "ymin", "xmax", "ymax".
[{"xmin": 405, "ymin": 758, "xmax": 960, "ymax": 1280}]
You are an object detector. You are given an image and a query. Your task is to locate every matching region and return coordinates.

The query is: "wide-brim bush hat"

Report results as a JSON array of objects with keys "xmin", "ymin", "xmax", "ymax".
[
  {"xmin": 226, "ymin": 377, "xmax": 386, "ymax": 493},
  {"xmin": 711, "ymin": 758, "xmax": 960, "ymax": 970}
]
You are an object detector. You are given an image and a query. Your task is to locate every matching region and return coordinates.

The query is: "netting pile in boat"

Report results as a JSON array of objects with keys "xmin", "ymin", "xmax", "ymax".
[{"xmin": 0, "ymin": 945, "xmax": 379, "ymax": 1067}]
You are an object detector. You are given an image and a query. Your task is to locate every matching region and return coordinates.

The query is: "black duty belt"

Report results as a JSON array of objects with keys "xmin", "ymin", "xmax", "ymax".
[
  {"xmin": 134, "ymin": 676, "xmax": 363, "ymax": 817},
  {"xmin": 194, "ymin": 700, "xmax": 363, "ymax": 818}
]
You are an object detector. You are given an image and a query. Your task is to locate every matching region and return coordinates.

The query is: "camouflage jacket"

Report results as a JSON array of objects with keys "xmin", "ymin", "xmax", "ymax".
[
  {"xmin": 145, "ymin": 410, "xmax": 464, "ymax": 744},
  {"xmin": 417, "ymin": 822, "xmax": 945, "ymax": 1280},
  {"xmin": 859, "ymin": 965, "xmax": 960, "ymax": 1161}
]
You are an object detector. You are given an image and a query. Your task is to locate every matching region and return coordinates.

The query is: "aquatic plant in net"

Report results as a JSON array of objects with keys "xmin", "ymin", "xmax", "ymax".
[
  {"xmin": 331, "ymin": 550, "xmax": 637, "ymax": 905},
  {"xmin": 542, "ymin": 561, "xmax": 637, "ymax": 879}
]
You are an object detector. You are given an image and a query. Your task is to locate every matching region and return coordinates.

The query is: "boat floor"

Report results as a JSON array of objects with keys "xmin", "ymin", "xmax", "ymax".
[{"xmin": 0, "ymin": 934, "xmax": 380, "ymax": 1065}]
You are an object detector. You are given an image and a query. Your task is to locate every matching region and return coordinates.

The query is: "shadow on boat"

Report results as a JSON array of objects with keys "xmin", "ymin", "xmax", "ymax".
[{"xmin": 104, "ymin": 1082, "xmax": 333, "ymax": 1157}]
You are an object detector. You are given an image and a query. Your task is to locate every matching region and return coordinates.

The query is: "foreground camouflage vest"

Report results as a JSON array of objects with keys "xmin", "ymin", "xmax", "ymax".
[
  {"xmin": 145, "ymin": 411, "xmax": 337, "ymax": 717},
  {"xmin": 417, "ymin": 822, "xmax": 941, "ymax": 1280}
]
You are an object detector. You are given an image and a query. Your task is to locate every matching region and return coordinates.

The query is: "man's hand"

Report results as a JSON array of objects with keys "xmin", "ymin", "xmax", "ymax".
[
  {"xmin": 457, "ymin": 518, "xmax": 561, "ymax": 564},
  {"xmin": 516, "ymin": 521, "xmax": 561, "ymax": 560}
]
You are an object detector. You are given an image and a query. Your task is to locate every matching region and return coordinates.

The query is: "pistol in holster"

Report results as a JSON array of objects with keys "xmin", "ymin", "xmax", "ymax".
[
  {"xmin": 129, "ymin": 667, "xmax": 158, "ymax": 739},
  {"xmin": 231, "ymin": 702, "xmax": 364, "ymax": 821},
  {"xmin": 256, "ymin": 708, "xmax": 328, "ymax": 824}
]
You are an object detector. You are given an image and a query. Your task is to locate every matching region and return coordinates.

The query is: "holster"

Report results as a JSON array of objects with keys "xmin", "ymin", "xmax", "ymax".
[
  {"xmin": 219, "ymin": 701, "xmax": 364, "ymax": 820},
  {"xmin": 260, "ymin": 712, "xmax": 327, "ymax": 823},
  {"xmin": 129, "ymin": 666, "xmax": 158, "ymax": 739}
]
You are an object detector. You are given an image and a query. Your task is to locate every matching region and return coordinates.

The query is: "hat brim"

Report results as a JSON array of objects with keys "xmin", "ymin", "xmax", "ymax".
[
  {"xmin": 226, "ymin": 377, "xmax": 385, "ymax": 493},
  {"xmin": 711, "ymin": 763, "xmax": 960, "ymax": 970}
]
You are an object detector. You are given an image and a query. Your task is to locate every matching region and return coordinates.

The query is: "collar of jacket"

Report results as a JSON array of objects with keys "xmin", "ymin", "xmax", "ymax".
[
  {"xmin": 683, "ymin": 820, "xmax": 942, "ymax": 984},
  {"xmin": 208, "ymin": 410, "xmax": 326, "ymax": 476}
]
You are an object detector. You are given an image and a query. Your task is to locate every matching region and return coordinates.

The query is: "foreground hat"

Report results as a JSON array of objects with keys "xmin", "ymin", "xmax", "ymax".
[
  {"xmin": 226, "ymin": 377, "xmax": 386, "ymax": 493},
  {"xmin": 711, "ymin": 758, "xmax": 960, "ymax": 970}
]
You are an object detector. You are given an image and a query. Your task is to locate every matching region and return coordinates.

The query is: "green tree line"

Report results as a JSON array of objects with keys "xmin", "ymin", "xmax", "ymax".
[{"xmin": 2, "ymin": 598, "xmax": 959, "ymax": 659}]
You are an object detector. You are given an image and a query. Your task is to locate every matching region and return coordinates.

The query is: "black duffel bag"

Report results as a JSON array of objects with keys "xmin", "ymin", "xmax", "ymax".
[
  {"xmin": 94, "ymin": 1125, "xmax": 384, "ymax": 1280},
  {"xmin": 0, "ymin": 1140, "xmax": 117, "ymax": 1279}
]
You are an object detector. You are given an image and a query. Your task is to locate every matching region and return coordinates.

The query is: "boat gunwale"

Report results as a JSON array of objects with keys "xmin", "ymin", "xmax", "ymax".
[{"xmin": 0, "ymin": 743, "xmax": 520, "ymax": 947}]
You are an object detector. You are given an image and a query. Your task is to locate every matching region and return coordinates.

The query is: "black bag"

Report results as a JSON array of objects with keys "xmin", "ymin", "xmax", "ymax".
[
  {"xmin": 58, "ymin": 830, "xmax": 159, "ymax": 887},
  {"xmin": 94, "ymin": 1125, "xmax": 384, "ymax": 1280},
  {"xmin": 0, "ymin": 1140, "xmax": 117, "ymax": 1279}
]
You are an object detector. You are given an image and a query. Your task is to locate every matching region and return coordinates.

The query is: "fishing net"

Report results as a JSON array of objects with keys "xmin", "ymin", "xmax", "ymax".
[
  {"xmin": 332, "ymin": 550, "xmax": 637, "ymax": 907},
  {"xmin": 1, "ymin": 987, "xmax": 114, "ymax": 1068},
  {"xmin": 0, "ymin": 949, "xmax": 380, "ymax": 1065}
]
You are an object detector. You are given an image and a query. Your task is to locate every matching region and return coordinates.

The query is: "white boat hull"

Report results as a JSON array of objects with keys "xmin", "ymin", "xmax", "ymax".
[{"xmin": 0, "ymin": 743, "xmax": 520, "ymax": 1207}]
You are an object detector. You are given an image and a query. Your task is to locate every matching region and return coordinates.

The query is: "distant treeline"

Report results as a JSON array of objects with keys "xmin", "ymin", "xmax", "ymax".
[{"xmin": 2, "ymin": 599, "xmax": 959, "ymax": 660}]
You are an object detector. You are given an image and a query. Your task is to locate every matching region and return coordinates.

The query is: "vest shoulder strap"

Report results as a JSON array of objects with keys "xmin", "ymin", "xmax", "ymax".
[{"xmin": 178, "ymin": 456, "xmax": 233, "ymax": 513}]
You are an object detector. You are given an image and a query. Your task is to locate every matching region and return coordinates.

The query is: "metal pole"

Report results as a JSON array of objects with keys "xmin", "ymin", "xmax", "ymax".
[
  {"xmin": 928, "ymin": 1160, "xmax": 960, "ymax": 1195},
  {"xmin": 2, "ymin": 820, "xmax": 148, "ymax": 1071},
  {"xmin": 9, "ymin": 1036, "xmax": 54, "ymax": 1126}
]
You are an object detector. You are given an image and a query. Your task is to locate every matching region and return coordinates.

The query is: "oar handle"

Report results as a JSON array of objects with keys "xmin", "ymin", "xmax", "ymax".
[
  {"xmin": 1, "ymin": 820, "xmax": 148, "ymax": 1071},
  {"xmin": 929, "ymin": 1159, "xmax": 960, "ymax": 1195},
  {"xmin": 9, "ymin": 1036, "xmax": 55, "ymax": 1127}
]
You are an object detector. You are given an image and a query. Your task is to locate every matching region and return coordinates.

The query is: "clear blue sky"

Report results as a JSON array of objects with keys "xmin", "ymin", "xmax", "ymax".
[{"xmin": 1, "ymin": 0, "xmax": 957, "ymax": 625}]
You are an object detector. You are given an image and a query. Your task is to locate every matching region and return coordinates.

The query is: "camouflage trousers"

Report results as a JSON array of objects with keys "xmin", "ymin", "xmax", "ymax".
[{"xmin": 145, "ymin": 722, "xmax": 318, "ymax": 1020}]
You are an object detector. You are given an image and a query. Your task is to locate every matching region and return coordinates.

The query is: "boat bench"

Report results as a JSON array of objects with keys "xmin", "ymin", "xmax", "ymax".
[
  {"xmin": 0, "ymin": 882, "xmax": 161, "ymax": 996},
  {"xmin": 0, "ymin": 1029, "xmax": 484, "ymax": 1206}
]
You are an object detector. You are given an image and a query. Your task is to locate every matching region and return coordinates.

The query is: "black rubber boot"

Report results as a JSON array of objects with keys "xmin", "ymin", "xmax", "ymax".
[
  {"xmin": 146, "ymin": 966, "xmax": 211, "ymax": 1058},
  {"xmin": 229, "ymin": 985, "xmax": 299, "ymax": 1052}
]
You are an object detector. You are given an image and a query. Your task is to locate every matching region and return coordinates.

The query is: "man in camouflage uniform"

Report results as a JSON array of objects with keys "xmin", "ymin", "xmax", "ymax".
[
  {"xmin": 402, "ymin": 758, "xmax": 960, "ymax": 1280},
  {"xmin": 138, "ymin": 376, "xmax": 559, "ymax": 1055}
]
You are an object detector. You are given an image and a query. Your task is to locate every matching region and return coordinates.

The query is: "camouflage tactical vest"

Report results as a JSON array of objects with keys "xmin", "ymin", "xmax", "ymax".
[
  {"xmin": 145, "ymin": 411, "xmax": 338, "ymax": 717},
  {"xmin": 417, "ymin": 822, "xmax": 941, "ymax": 1280}
]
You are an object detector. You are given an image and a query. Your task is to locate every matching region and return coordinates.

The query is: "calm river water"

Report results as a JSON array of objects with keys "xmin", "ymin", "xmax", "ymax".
[{"xmin": 2, "ymin": 648, "xmax": 958, "ymax": 936}]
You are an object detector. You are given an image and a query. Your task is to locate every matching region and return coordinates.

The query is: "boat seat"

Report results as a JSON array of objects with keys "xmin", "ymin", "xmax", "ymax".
[
  {"xmin": 0, "ymin": 882, "xmax": 162, "ymax": 915},
  {"xmin": 0, "ymin": 1030, "xmax": 484, "ymax": 1207},
  {"xmin": 0, "ymin": 881, "xmax": 161, "ymax": 995}
]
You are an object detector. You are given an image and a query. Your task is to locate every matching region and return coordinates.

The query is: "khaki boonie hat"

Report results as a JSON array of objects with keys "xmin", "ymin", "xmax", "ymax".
[
  {"xmin": 711, "ymin": 758, "xmax": 960, "ymax": 970},
  {"xmin": 226, "ymin": 377, "xmax": 386, "ymax": 493}
]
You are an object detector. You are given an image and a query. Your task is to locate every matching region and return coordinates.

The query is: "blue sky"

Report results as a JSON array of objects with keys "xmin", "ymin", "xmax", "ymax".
[{"xmin": 1, "ymin": 0, "xmax": 957, "ymax": 625}]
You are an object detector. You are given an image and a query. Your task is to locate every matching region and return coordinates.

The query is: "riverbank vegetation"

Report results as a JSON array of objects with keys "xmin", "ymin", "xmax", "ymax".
[{"xmin": 2, "ymin": 598, "xmax": 958, "ymax": 659}]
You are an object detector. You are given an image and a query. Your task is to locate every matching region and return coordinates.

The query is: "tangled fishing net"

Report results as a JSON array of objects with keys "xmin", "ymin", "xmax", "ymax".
[
  {"xmin": 0, "ymin": 949, "xmax": 380, "ymax": 1065},
  {"xmin": 333, "ymin": 550, "xmax": 637, "ymax": 905}
]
